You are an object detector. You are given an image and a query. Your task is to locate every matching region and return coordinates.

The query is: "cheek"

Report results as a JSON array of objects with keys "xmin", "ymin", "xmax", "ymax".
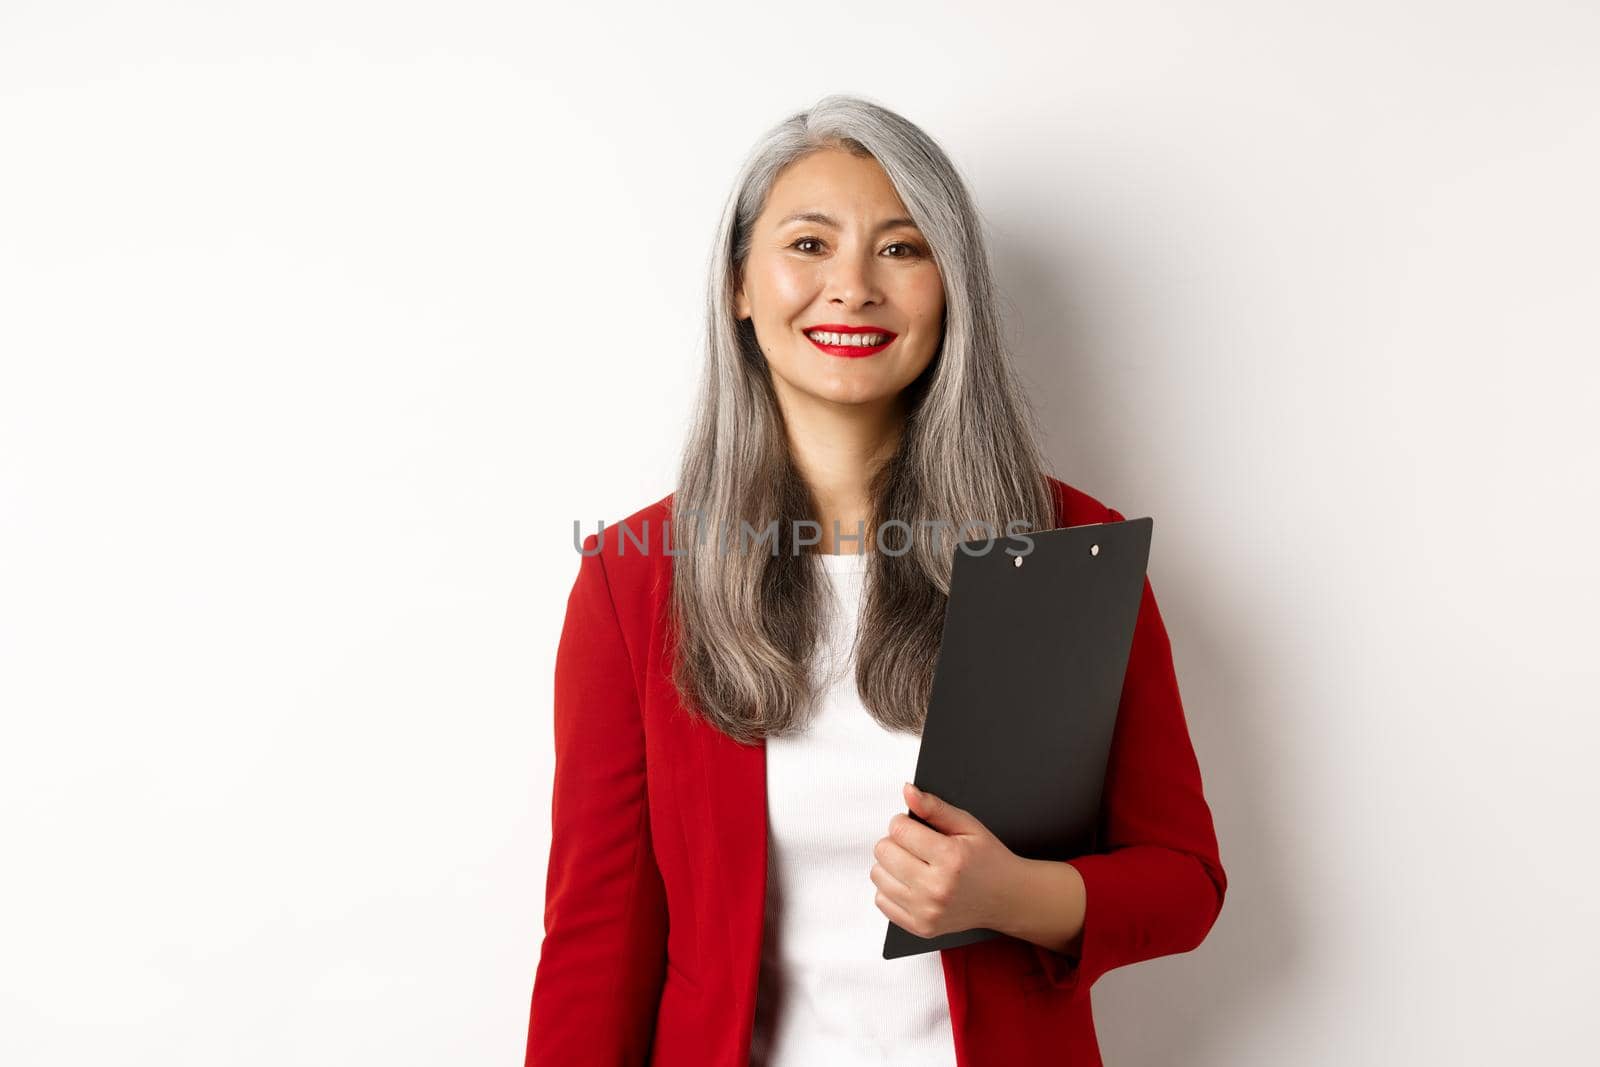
[
  {"xmin": 748, "ymin": 255, "xmax": 817, "ymax": 317},
  {"xmin": 769, "ymin": 262, "xmax": 817, "ymax": 312},
  {"xmin": 905, "ymin": 272, "xmax": 947, "ymax": 337}
]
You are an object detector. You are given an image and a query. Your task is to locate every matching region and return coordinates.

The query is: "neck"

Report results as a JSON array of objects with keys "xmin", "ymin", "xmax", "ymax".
[{"xmin": 773, "ymin": 382, "xmax": 906, "ymax": 555}]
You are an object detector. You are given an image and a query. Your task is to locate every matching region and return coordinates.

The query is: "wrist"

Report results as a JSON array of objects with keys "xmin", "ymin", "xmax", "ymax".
[{"xmin": 991, "ymin": 855, "xmax": 1086, "ymax": 956}]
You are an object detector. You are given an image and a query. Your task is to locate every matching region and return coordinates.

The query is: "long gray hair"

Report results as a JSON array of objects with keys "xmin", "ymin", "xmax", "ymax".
[{"xmin": 670, "ymin": 93, "xmax": 1056, "ymax": 745}]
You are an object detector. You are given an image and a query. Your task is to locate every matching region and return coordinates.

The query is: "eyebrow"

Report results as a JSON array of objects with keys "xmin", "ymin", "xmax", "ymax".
[{"xmin": 776, "ymin": 211, "xmax": 920, "ymax": 233}]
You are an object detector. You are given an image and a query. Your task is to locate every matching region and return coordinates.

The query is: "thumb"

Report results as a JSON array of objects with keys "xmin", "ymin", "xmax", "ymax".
[{"xmin": 903, "ymin": 781, "xmax": 978, "ymax": 834}]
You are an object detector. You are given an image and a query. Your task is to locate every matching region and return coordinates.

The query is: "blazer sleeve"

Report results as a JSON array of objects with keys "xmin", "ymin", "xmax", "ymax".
[
  {"xmin": 524, "ymin": 536, "xmax": 669, "ymax": 1066},
  {"xmin": 1026, "ymin": 505, "xmax": 1228, "ymax": 997}
]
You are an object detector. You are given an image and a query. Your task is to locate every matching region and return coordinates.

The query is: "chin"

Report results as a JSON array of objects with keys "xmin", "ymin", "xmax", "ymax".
[{"xmin": 813, "ymin": 385, "xmax": 898, "ymax": 407}]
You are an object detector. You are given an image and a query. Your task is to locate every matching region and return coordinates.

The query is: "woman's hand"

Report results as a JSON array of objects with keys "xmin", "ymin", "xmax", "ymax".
[{"xmin": 869, "ymin": 781, "xmax": 1025, "ymax": 939}]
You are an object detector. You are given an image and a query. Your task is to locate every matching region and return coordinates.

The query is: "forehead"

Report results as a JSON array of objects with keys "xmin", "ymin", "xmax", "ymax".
[{"xmin": 760, "ymin": 147, "xmax": 915, "ymax": 225}]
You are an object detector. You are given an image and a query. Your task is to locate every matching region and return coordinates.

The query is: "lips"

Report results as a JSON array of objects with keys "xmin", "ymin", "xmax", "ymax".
[{"xmin": 802, "ymin": 323, "xmax": 897, "ymax": 358}]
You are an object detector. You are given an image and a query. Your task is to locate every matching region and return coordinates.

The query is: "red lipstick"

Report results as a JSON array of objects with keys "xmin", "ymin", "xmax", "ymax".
[{"xmin": 802, "ymin": 323, "xmax": 898, "ymax": 358}]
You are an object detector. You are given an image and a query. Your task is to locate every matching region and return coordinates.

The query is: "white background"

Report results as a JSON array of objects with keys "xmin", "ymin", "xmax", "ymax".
[{"xmin": 3, "ymin": 2, "xmax": 1597, "ymax": 1064}]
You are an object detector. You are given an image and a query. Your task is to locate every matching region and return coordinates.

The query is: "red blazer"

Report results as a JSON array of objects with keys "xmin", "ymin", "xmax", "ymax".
[{"xmin": 525, "ymin": 476, "xmax": 1227, "ymax": 1067}]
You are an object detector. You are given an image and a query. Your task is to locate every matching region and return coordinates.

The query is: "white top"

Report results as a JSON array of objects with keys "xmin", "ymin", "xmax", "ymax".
[{"xmin": 749, "ymin": 551, "xmax": 959, "ymax": 1066}]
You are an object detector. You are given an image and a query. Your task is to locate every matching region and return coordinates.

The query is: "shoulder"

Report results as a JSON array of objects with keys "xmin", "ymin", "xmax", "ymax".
[
  {"xmin": 569, "ymin": 490, "xmax": 675, "ymax": 617},
  {"xmin": 572, "ymin": 491, "xmax": 673, "ymax": 556},
  {"xmin": 1043, "ymin": 473, "xmax": 1123, "ymax": 527}
]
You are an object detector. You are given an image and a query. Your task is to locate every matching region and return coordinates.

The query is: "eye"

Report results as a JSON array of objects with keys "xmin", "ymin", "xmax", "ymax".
[
  {"xmin": 883, "ymin": 241, "xmax": 923, "ymax": 258},
  {"xmin": 791, "ymin": 237, "xmax": 825, "ymax": 254}
]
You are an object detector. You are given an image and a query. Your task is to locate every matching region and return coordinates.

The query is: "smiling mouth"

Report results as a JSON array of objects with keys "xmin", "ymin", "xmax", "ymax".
[{"xmin": 803, "ymin": 326, "xmax": 897, "ymax": 357}]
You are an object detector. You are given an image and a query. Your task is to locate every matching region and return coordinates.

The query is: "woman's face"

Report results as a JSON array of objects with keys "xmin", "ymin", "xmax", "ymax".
[{"xmin": 735, "ymin": 147, "xmax": 946, "ymax": 412}]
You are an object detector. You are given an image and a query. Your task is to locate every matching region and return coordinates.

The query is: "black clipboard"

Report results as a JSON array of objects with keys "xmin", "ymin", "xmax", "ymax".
[{"xmin": 882, "ymin": 516, "xmax": 1153, "ymax": 960}]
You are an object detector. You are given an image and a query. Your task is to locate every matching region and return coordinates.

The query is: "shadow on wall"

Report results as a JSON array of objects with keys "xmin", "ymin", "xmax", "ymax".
[{"xmin": 993, "ymin": 211, "xmax": 1295, "ymax": 1066}]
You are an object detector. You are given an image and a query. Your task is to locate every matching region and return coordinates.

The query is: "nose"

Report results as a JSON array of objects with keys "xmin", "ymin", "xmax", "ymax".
[{"xmin": 823, "ymin": 245, "xmax": 884, "ymax": 309}]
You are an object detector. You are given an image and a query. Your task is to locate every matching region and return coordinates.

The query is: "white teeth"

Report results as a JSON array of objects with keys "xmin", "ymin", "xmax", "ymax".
[{"xmin": 806, "ymin": 330, "xmax": 888, "ymax": 346}]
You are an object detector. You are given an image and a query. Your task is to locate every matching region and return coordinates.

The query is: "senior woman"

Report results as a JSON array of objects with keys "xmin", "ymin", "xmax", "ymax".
[{"xmin": 524, "ymin": 94, "xmax": 1226, "ymax": 1067}]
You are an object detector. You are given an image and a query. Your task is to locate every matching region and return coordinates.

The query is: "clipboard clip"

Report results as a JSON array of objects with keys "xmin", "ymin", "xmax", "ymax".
[{"xmin": 1012, "ymin": 542, "xmax": 1100, "ymax": 566}]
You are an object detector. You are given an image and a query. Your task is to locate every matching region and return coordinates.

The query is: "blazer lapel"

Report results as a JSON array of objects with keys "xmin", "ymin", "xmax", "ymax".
[{"xmin": 693, "ymin": 713, "xmax": 768, "ymax": 1047}]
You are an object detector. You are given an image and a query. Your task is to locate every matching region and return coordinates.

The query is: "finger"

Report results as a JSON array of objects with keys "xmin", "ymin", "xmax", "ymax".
[
  {"xmin": 874, "ymin": 886, "xmax": 926, "ymax": 938},
  {"xmin": 873, "ymin": 836, "xmax": 929, "ymax": 892},
  {"xmin": 905, "ymin": 782, "xmax": 982, "ymax": 835},
  {"xmin": 870, "ymin": 860, "xmax": 921, "ymax": 925},
  {"xmin": 869, "ymin": 857, "xmax": 913, "ymax": 906},
  {"xmin": 889, "ymin": 811, "xmax": 952, "ymax": 865}
]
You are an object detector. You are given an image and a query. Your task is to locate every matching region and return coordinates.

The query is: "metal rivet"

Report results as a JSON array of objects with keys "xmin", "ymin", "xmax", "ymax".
[
  {"xmin": 1013, "ymin": 554, "xmax": 1023, "ymax": 567},
  {"xmin": 1090, "ymin": 544, "xmax": 1099, "ymax": 556}
]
